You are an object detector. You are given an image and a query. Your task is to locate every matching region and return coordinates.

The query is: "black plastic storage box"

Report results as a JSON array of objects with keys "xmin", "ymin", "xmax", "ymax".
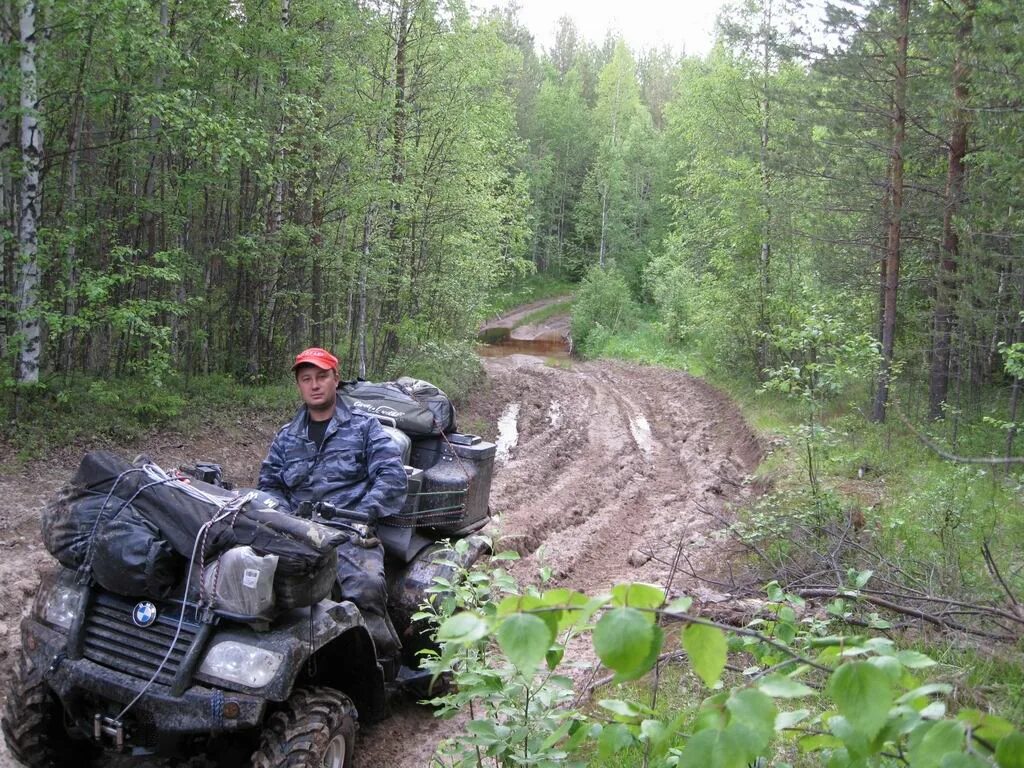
[
  {"xmin": 410, "ymin": 434, "xmax": 495, "ymax": 535},
  {"xmin": 377, "ymin": 468, "xmax": 432, "ymax": 562}
]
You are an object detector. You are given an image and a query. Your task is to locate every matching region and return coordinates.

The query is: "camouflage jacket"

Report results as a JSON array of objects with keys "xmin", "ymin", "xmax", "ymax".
[{"xmin": 257, "ymin": 398, "xmax": 407, "ymax": 520}]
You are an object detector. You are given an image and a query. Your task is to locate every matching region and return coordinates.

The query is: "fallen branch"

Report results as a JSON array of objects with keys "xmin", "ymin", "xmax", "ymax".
[
  {"xmin": 982, "ymin": 540, "xmax": 1022, "ymax": 611},
  {"xmin": 893, "ymin": 406, "xmax": 1024, "ymax": 465},
  {"xmin": 793, "ymin": 588, "xmax": 1018, "ymax": 642}
]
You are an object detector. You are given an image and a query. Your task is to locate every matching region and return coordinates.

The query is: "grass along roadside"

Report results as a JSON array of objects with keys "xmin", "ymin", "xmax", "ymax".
[
  {"xmin": 515, "ymin": 299, "xmax": 574, "ymax": 329},
  {"xmin": 1, "ymin": 341, "xmax": 487, "ymax": 467},
  {"xmin": 0, "ymin": 374, "xmax": 297, "ymax": 467},
  {"xmin": 486, "ymin": 275, "xmax": 577, "ymax": 317}
]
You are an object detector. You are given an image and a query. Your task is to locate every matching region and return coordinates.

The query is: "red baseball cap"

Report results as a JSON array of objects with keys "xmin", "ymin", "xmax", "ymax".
[{"xmin": 292, "ymin": 347, "xmax": 339, "ymax": 372}]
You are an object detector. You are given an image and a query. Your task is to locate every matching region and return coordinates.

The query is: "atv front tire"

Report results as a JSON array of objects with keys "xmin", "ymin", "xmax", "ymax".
[
  {"xmin": 251, "ymin": 687, "xmax": 357, "ymax": 768},
  {"xmin": 1, "ymin": 649, "xmax": 83, "ymax": 768}
]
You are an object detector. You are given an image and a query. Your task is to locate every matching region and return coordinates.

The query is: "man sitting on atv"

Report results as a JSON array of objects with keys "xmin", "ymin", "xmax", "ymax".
[{"xmin": 257, "ymin": 346, "xmax": 408, "ymax": 667}]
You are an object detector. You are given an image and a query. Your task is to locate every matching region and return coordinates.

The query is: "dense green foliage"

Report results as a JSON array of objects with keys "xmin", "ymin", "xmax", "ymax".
[
  {"xmin": 8, "ymin": 0, "xmax": 1020, "ymax": 433},
  {"xmin": 1, "ymin": 0, "xmax": 532, "ymax": 390},
  {"xmin": 420, "ymin": 542, "xmax": 1023, "ymax": 767}
]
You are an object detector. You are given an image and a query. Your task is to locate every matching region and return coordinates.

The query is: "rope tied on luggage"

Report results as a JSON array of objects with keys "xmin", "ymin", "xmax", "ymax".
[
  {"xmin": 79, "ymin": 466, "xmax": 175, "ymax": 583},
  {"xmin": 113, "ymin": 487, "xmax": 255, "ymax": 724}
]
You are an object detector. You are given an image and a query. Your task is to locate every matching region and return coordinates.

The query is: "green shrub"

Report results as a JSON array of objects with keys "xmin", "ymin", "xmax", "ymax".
[
  {"xmin": 423, "ymin": 553, "xmax": 1024, "ymax": 768},
  {"xmin": 0, "ymin": 374, "xmax": 296, "ymax": 463},
  {"xmin": 571, "ymin": 264, "xmax": 639, "ymax": 353}
]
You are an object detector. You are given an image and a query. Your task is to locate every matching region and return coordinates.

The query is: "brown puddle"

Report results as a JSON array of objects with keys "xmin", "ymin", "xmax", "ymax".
[{"xmin": 477, "ymin": 329, "xmax": 571, "ymax": 359}]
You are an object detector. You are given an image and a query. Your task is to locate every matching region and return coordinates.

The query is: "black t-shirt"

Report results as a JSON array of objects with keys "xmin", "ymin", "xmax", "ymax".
[{"xmin": 307, "ymin": 417, "xmax": 330, "ymax": 451}]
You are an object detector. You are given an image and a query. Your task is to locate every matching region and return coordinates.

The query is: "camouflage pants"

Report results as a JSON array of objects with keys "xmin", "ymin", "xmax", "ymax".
[{"xmin": 336, "ymin": 538, "xmax": 402, "ymax": 660}]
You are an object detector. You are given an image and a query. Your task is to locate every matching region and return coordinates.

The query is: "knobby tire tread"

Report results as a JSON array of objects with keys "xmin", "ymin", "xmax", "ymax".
[
  {"xmin": 251, "ymin": 686, "xmax": 357, "ymax": 768},
  {"xmin": 1, "ymin": 650, "xmax": 81, "ymax": 768}
]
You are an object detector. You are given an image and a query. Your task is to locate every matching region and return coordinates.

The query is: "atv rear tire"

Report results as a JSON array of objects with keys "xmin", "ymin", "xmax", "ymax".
[
  {"xmin": 1, "ymin": 649, "xmax": 83, "ymax": 768},
  {"xmin": 251, "ymin": 687, "xmax": 357, "ymax": 768}
]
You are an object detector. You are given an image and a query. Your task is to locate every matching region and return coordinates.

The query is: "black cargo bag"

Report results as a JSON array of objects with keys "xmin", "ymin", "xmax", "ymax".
[
  {"xmin": 339, "ymin": 378, "xmax": 455, "ymax": 436},
  {"xmin": 42, "ymin": 490, "xmax": 116, "ymax": 570},
  {"xmin": 64, "ymin": 452, "xmax": 348, "ymax": 608},
  {"xmin": 90, "ymin": 505, "xmax": 181, "ymax": 599}
]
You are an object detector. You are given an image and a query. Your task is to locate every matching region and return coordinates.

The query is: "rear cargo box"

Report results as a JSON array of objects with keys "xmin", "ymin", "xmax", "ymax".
[
  {"xmin": 410, "ymin": 434, "xmax": 495, "ymax": 535},
  {"xmin": 378, "ymin": 468, "xmax": 433, "ymax": 562}
]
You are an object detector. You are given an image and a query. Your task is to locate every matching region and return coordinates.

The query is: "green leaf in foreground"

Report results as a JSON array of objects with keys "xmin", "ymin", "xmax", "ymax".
[
  {"xmin": 726, "ymin": 688, "xmax": 777, "ymax": 754},
  {"xmin": 594, "ymin": 607, "xmax": 661, "ymax": 679},
  {"xmin": 683, "ymin": 622, "xmax": 728, "ymax": 688},
  {"xmin": 611, "ymin": 582, "xmax": 665, "ymax": 613},
  {"xmin": 598, "ymin": 722, "xmax": 635, "ymax": 758},
  {"xmin": 941, "ymin": 755, "xmax": 993, "ymax": 768},
  {"xmin": 436, "ymin": 612, "xmax": 488, "ymax": 644},
  {"xmin": 758, "ymin": 674, "xmax": 814, "ymax": 698},
  {"xmin": 827, "ymin": 660, "xmax": 894, "ymax": 740},
  {"xmin": 679, "ymin": 726, "xmax": 753, "ymax": 768},
  {"xmin": 907, "ymin": 720, "xmax": 964, "ymax": 767},
  {"xmin": 996, "ymin": 732, "xmax": 1024, "ymax": 768},
  {"xmin": 896, "ymin": 649, "xmax": 937, "ymax": 669},
  {"xmin": 776, "ymin": 709, "xmax": 811, "ymax": 730},
  {"xmin": 598, "ymin": 698, "xmax": 654, "ymax": 721},
  {"xmin": 496, "ymin": 613, "xmax": 555, "ymax": 675}
]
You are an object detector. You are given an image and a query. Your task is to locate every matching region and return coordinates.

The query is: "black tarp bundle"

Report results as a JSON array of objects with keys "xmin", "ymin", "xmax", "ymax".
[
  {"xmin": 91, "ymin": 505, "xmax": 181, "ymax": 598},
  {"xmin": 43, "ymin": 451, "xmax": 346, "ymax": 609},
  {"xmin": 339, "ymin": 377, "xmax": 456, "ymax": 435}
]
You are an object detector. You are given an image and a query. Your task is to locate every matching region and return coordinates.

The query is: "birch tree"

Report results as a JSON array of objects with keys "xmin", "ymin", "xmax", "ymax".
[{"xmin": 15, "ymin": 0, "xmax": 42, "ymax": 385}]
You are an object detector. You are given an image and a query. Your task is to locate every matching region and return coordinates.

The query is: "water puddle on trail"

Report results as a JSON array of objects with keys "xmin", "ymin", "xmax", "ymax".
[
  {"xmin": 629, "ymin": 414, "xmax": 653, "ymax": 456},
  {"xmin": 496, "ymin": 403, "xmax": 521, "ymax": 464},
  {"xmin": 477, "ymin": 327, "xmax": 571, "ymax": 359},
  {"xmin": 547, "ymin": 400, "xmax": 562, "ymax": 428}
]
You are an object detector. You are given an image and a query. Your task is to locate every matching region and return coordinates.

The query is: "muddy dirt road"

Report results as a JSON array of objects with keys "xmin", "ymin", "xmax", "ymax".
[{"xmin": 0, "ymin": 317, "xmax": 760, "ymax": 767}]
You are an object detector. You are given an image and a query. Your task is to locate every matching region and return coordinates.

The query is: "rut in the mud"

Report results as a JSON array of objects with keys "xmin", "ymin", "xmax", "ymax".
[{"xmin": 0, "ymin": 350, "xmax": 760, "ymax": 768}]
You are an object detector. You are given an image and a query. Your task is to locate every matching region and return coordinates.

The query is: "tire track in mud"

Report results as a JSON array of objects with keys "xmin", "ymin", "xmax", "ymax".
[{"xmin": 486, "ymin": 358, "xmax": 761, "ymax": 598}]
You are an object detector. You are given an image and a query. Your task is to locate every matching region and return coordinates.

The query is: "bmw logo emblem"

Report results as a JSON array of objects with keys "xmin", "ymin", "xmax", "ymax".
[{"xmin": 132, "ymin": 601, "xmax": 158, "ymax": 628}]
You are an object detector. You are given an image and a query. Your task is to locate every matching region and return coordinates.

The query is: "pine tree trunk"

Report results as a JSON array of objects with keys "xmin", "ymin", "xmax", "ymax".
[
  {"xmin": 1006, "ymin": 280, "xmax": 1024, "ymax": 458},
  {"xmin": 390, "ymin": 0, "xmax": 409, "ymax": 239},
  {"xmin": 16, "ymin": 0, "xmax": 43, "ymax": 386},
  {"xmin": 269, "ymin": 0, "xmax": 289, "ymax": 235},
  {"xmin": 872, "ymin": 0, "xmax": 910, "ymax": 423},
  {"xmin": 357, "ymin": 204, "xmax": 376, "ymax": 379},
  {"xmin": 311, "ymin": 188, "xmax": 324, "ymax": 348},
  {"xmin": 59, "ymin": 106, "xmax": 83, "ymax": 374},
  {"xmin": 928, "ymin": 0, "xmax": 974, "ymax": 420},
  {"xmin": 599, "ymin": 62, "xmax": 623, "ymax": 269}
]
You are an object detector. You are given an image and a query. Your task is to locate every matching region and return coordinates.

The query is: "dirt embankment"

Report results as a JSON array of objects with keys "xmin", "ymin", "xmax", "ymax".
[{"xmin": 0, "ymin": 328, "xmax": 761, "ymax": 767}]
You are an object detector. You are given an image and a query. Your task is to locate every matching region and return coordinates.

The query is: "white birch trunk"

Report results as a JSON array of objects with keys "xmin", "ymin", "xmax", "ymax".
[
  {"xmin": 757, "ymin": 0, "xmax": 773, "ymax": 372},
  {"xmin": 0, "ymin": 0, "xmax": 13, "ymax": 362},
  {"xmin": 17, "ymin": 0, "xmax": 43, "ymax": 384}
]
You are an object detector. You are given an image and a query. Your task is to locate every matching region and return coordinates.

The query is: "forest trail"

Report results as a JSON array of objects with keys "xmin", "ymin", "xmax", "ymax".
[
  {"xmin": 479, "ymin": 295, "xmax": 573, "ymax": 340},
  {"xmin": 359, "ymin": 348, "xmax": 762, "ymax": 767},
  {"xmin": 0, "ymin": 318, "xmax": 761, "ymax": 768}
]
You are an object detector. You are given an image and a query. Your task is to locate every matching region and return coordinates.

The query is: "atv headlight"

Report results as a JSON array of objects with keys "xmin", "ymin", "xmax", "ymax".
[
  {"xmin": 198, "ymin": 641, "xmax": 283, "ymax": 688},
  {"xmin": 35, "ymin": 571, "xmax": 84, "ymax": 631}
]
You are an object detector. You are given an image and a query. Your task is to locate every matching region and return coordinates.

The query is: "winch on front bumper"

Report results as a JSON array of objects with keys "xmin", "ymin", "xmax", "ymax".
[{"xmin": 22, "ymin": 614, "xmax": 267, "ymax": 751}]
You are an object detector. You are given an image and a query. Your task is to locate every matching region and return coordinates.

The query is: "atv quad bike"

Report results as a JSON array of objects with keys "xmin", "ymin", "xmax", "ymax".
[{"xmin": 1, "ymin": 420, "xmax": 495, "ymax": 768}]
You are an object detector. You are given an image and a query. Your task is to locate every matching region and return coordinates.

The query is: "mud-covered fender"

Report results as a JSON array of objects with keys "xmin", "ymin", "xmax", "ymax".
[
  {"xmin": 198, "ymin": 599, "xmax": 382, "ymax": 709},
  {"xmin": 387, "ymin": 535, "xmax": 491, "ymax": 664}
]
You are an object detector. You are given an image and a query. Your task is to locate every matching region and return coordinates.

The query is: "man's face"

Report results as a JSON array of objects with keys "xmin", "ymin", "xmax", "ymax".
[{"xmin": 295, "ymin": 365, "xmax": 339, "ymax": 412}]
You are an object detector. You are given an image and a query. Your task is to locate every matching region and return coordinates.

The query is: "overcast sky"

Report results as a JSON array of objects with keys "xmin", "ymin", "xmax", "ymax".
[{"xmin": 492, "ymin": 0, "xmax": 734, "ymax": 57}]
